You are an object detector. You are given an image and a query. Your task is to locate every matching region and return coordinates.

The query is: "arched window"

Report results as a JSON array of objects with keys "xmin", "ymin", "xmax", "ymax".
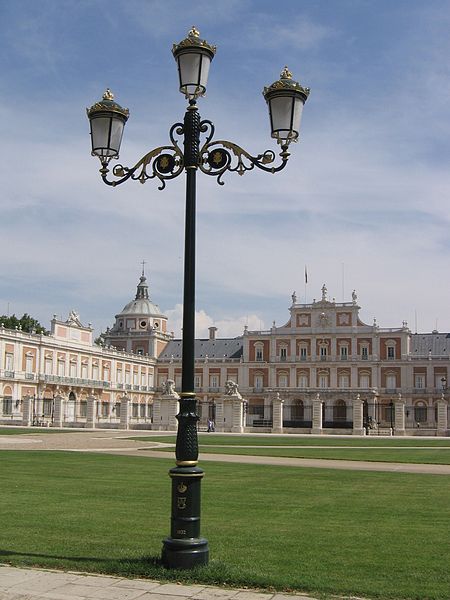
[
  {"xmin": 334, "ymin": 400, "xmax": 347, "ymax": 421},
  {"xmin": 414, "ymin": 401, "xmax": 427, "ymax": 423},
  {"xmin": 291, "ymin": 399, "xmax": 304, "ymax": 420}
]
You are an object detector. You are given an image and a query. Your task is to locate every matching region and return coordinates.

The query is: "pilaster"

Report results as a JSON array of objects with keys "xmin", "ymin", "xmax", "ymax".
[
  {"xmin": 352, "ymin": 394, "xmax": 364, "ymax": 436},
  {"xmin": 311, "ymin": 394, "xmax": 323, "ymax": 434}
]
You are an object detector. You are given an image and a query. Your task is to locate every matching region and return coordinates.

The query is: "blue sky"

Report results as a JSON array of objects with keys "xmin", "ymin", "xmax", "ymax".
[{"xmin": 0, "ymin": 0, "xmax": 449, "ymax": 337}]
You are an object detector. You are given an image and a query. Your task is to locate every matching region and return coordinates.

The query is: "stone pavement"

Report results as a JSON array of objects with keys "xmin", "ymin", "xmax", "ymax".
[{"xmin": 0, "ymin": 566, "xmax": 316, "ymax": 600}]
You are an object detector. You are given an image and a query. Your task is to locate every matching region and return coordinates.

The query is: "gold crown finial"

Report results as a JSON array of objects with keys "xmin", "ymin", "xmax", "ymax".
[
  {"xmin": 103, "ymin": 88, "xmax": 114, "ymax": 101},
  {"xmin": 281, "ymin": 66, "xmax": 292, "ymax": 79},
  {"xmin": 189, "ymin": 26, "xmax": 200, "ymax": 38}
]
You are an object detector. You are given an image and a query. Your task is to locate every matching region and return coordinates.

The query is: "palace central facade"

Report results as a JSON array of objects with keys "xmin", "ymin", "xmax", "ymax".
[{"xmin": 1, "ymin": 274, "xmax": 449, "ymax": 435}]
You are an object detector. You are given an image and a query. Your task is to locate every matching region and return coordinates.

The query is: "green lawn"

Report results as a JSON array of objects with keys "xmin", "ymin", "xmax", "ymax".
[
  {"xmin": 131, "ymin": 434, "xmax": 450, "ymax": 464},
  {"xmin": 1, "ymin": 450, "xmax": 449, "ymax": 599}
]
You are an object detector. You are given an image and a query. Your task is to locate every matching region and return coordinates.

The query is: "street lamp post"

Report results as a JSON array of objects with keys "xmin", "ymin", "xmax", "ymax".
[{"xmin": 87, "ymin": 27, "xmax": 309, "ymax": 570}]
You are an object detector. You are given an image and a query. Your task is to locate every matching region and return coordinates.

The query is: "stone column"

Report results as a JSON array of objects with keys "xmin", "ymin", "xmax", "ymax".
[
  {"xmin": 311, "ymin": 394, "xmax": 323, "ymax": 435},
  {"xmin": 86, "ymin": 395, "xmax": 97, "ymax": 429},
  {"xmin": 231, "ymin": 398, "xmax": 244, "ymax": 433},
  {"xmin": 437, "ymin": 396, "xmax": 448, "ymax": 436},
  {"xmin": 53, "ymin": 395, "xmax": 64, "ymax": 428},
  {"xmin": 352, "ymin": 394, "xmax": 364, "ymax": 436},
  {"xmin": 215, "ymin": 398, "xmax": 224, "ymax": 432},
  {"xmin": 152, "ymin": 398, "xmax": 162, "ymax": 430},
  {"xmin": 394, "ymin": 394, "xmax": 406, "ymax": 436},
  {"xmin": 271, "ymin": 393, "xmax": 284, "ymax": 434},
  {"xmin": 167, "ymin": 396, "xmax": 178, "ymax": 431},
  {"xmin": 22, "ymin": 395, "xmax": 33, "ymax": 427},
  {"xmin": 119, "ymin": 396, "xmax": 130, "ymax": 430}
]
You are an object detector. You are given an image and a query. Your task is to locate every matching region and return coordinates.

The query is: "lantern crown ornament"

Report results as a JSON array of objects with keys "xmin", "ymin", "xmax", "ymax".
[
  {"xmin": 172, "ymin": 27, "xmax": 216, "ymax": 100},
  {"xmin": 263, "ymin": 67, "xmax": 310, "ymax": 145},
  {"xmin": 87, "ymin": 89, "xmax": 129, "ymax": 120}
]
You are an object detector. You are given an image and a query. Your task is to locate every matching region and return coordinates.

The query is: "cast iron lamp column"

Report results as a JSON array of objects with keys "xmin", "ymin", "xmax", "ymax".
[{"xmin": 87, "ymin": 27, "xmax": 309, "ymax": 570}]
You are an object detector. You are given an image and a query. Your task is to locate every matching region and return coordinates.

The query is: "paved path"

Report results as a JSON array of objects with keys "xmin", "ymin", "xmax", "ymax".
[
  {"xmin": 0, "ymin": 565, "xmax": 316, "ymax": 600},
  {"xmin": 1, "ymin": 430, "xmax": 449, "ymax": 474}
]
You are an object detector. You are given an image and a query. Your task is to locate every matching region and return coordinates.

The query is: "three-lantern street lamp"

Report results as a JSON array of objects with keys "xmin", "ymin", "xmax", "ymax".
[{"xmin": 87, "ymin": 27, "xmax": 309, "ymax": 570}]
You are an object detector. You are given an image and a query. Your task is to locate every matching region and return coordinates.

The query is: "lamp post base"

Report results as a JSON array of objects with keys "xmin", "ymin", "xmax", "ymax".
[
  {"xmin": 161, "ymin": 464, "xmax": 209, "ymax": 569},
  {"xmin": 161, "ymin": 536, "xmax": 209, "ymax": 569}
]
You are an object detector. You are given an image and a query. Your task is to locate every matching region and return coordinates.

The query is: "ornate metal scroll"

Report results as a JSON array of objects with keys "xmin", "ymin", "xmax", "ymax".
[
  {"xmin": 99, "ymin": 122, "xmax": 185, "ymax": 190},
  {"xmin": 198, "ymin": 120, "xmax": 290, "ymax": 185}
]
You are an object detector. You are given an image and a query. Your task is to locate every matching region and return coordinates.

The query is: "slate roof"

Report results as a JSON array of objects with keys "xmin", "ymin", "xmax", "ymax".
[
  {"xmin": 159, "ymin": 337, "xmax": 243, "ymax": 360},
  {"xmin": 410, "ymin": 333, "xmax": 450, "ymax": 357}
]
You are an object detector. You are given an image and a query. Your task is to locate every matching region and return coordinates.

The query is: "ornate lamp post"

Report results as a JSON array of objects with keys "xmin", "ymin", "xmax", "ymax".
[{"xmin": 87, "ymin": 27, "xmax": 309, "ymax": 570}]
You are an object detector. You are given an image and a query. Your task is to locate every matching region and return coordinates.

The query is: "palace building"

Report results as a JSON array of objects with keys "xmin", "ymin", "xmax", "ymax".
[{"xmin": 1, "ymin": 274, "xmax": 449, "ymax": 435}]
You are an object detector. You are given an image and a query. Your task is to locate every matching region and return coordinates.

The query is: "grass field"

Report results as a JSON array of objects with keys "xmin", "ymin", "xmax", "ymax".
[
  {"xmin": 1, "ymin": 450, "xmax": 449, "ymax": 599},
  {"xmin": 131, "ymin": 434, "xmax": 450, "ymax": 464}
]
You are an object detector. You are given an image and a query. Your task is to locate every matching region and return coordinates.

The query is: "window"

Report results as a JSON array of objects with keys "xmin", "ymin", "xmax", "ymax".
[
  {"xmin": 334, "ymin": 400, "xmax": 347, "ymax": 421},
  {"xmin": 132, "ymin": 403, "xmax": 139, "ymax": 417},
  {"xmin": 140, "ymin": 404, "xmax": 146, "ymax": 418},
  {"xmin": 5, "ymin": 353, "xmax": 13, "ymax": 371},
  {"xmin": 45, "ymin": 357, "xmax": 52, "ymax": 375},
  {"xmin": 81, "ymin": 363, "xmax": 88, "ymax": 379},
  {"xmin": 319, "ymin": 373, "xmax": 329, "ymax": 388},
  {"xmin": 278, "ymin": 373, "xmax": 288, "ymax": 388},
  {"xmin": 414, "ymin": 375, "xmax": 425, "ymax": 389},
  {"xmin": 254, "ymin": 374, "xmax": 263, "ymax": 389},
  {"xmin": 359, "ymin": 374, "xmax": 370, "ymax": 389},
  {"xmin": 291, "ymin": 400, "xmax": 304, "ymax": 420},
  {"xmin": 210, "ymin": 375, "xmax": 219, "ymax": 389},
  {"xmin": 194, "ymin": 375, "xmax": 202, "ymax": 389},
  {"xmin": 255, "ymin": 344, "xmax": 264, "ymax": 361},
  {"xmin": 117, "ymin": 369, "xmax": 123, "ymax": 384},
  {"xmin": 133, "ymin": 371, "xmax": 139, "ymax": 386},
  {"xmin": 79, "ymin": 400, "xmax": 87, "ymax": 417},
  {"xmin": 280, "ymin": 347, "xmax": 287, "ymax": 361},
  {"xmin": 2, "ymin": 397, "xmax": 13, "ymax": 415},
  {"xmin": 25, "ymin": 355, "xmax": 33, "ymax": 374},
  {"xmin": 70, "ymin": 361, "xmax": 77, "ymax": 378},
  {"xmin": 340, "ymin": 346, "xmax": 348, "ymax": 361},
  {"xmin": 300, "ymin": 346, "xmax": 307, "ymax": 361},
  {"xmin": 58, "ymin": 360, "xmax": 65, "ymax": 377},
  {"xmin": 101, "ymin": 402, "xmax": 109, "ymax": 417},
  {"xmin": 320, "ymin": 346, "xmax": 328, "ymax": 361},
  {"xmin": 298, "ymin": 374, "xmax": 308, "ymax": 388},
  {"xmin": 386, "ymin": 373, "xmax": 397, "ymax": 390},
  {"xmin": 387, "ymin": 346, "xmax": 395, "ymax": 359},
  {"xmin": 361, "ymin": 346, "xmax": 369, "ymax": 360},
  {"xmin": 414, "ymin": 402, "xmax": 427, "ymax": 423},
  {"xmin": 43, "ymin": 399, "xmax": 53, "ymax": 417},
  {"xmin": 338, "ymin": 373, "xmax": 349, "ymax": 388}
]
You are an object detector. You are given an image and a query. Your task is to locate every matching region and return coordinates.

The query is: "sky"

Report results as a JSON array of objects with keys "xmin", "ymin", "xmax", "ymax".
[{"xmin": 0, "ymin": 0, "xmax": 449, "ymax": 339}]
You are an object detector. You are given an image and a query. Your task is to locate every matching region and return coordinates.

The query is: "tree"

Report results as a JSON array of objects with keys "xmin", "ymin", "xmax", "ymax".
[{"xmin": 0, "ymin": 313, "xmax": 49, "ymax": 335}]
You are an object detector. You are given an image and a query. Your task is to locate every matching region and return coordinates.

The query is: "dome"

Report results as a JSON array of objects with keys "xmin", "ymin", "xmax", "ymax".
[
  {"xmin": 118, "ymin": 298, "xmax": 162, "ymax": 317},
  {"xmin": 115, "ymin": 274, "xmax": 165, "ymax": 318}
]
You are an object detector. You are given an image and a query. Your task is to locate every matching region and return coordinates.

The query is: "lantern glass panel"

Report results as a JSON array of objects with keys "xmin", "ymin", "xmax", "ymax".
[
  {"xmin": 270, "ymin": 95, "xmax": 304, "ymax": 142},
  {"xmin": 91, "ymin": 116, "xmax": 112, "ymax": 157},
  {"xmin": 109, "ymin": 117, "xmax": 125, "ymax": 155},
  {"xmin": 178, "ymin": 51, "xmax": 211, "ymax": 98}
]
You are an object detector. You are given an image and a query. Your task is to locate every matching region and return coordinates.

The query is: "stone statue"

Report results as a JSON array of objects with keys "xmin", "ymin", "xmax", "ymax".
[
  {"xmin": 291, "ymin": 291, "xmax": 297, "ymax": 304},
  {"xmin": 162, "ymin": 379, "xmax": 179, "ymax": 398},
  {"xmin": 66, "ymin": 310, "xmax": 82, "ymax": 327},
  {"xmin": 225, "ymin": 380, "xmax": 242, "ymax": 399},
  {"xmin": 352, "ymin": 290, "xmax": 357, "ymax": 303},
  {"xmin": 321, "ymin": 284, "xmax": 328, "ymax": 301}
]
